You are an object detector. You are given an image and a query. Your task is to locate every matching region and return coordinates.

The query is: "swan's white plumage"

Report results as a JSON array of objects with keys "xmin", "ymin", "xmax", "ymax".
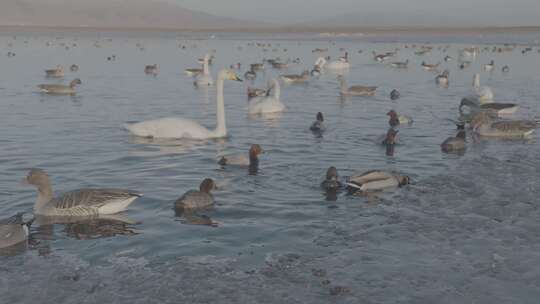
[{"xmin": 248, "ymin": 79, "xmax": 285, "ymax": 115}]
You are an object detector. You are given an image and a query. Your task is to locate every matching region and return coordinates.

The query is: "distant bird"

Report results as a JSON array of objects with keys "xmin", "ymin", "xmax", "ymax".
[
  {"xmin": 421, "ymin": 61, "xmax": 440, "ymax": 71},
  {"xmin": 470, "ymin": 112, "xmax": 539, "ymax": 138},
  {"xmin": 218, "ymin": 144, "xmax": 264, "ymax": 169},
  {"xmin": 144, "ymin": 64, "xmax": 158, "ymax": 75},
  {"xmin": 70, "ymin": 64, "xmax": 79, "ymax": 72},
  {"xmin": 390, "ymin": 89, "xmax": 400, "ymax": 100},
  {"xmin": 338, "ymin": 76, "xmax": 377, "ymax": 96},
  {"xmin": 310, "ymin": 112, "xmax": 326, "ymax": 133},
  {"xmin": 441, "ymin": 123, "xmax": 466, "ymax": 153},
  {"xmin": 483, "ymin": 60, "xmax": 495, "ymax": 72},
  {"xmin": 390, "ymin": 59, "xmax": 408, "ymax": 69},
  {"xmin": 387, "ymin": 110, "xmax": 413, "ymax": 127},
  {"xmin": 346, "ymin": 170, "xmax": 409, "ymax": 192},
  {"xmin": 280, "ymin": 70, "xmax": 310, "ymax": 84},
  {"xmin": 38, "ymin": 78, "xmax": 82, "ymax": 95},
  {"xmin": 502, "ymin": 65, "xmax": 510, "ymax": 73},
  {"xmin": 435, "ymin": 70, "xmax": 450, "ymax": 86},
  {"xmin": 45, "ymin": 65, "xmax": 64, "ymax": 78},
  {"xmin": 321, "ymin": 166, "xmax": 342, "ymax": 190},
  {"xmin": 174, "ymin": 178, "xmax": 216, "ymax": 211}
]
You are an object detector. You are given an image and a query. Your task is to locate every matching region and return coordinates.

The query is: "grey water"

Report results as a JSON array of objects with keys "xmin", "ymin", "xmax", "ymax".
[{"xmin": 1, "ymin": 30, "xmax": 540, "ymax": 303}]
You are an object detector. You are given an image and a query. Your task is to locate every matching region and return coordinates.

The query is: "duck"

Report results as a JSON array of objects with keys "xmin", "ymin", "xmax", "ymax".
[
  {"xmin": 502, "ymin": 65, "xmax": 510, "ymax": 73},
  {"xmin": 218, "ymin": 144, "xmax": 264, "ymax": 168},
  {"xmin": 244, "ymin": 67, "xmax": 257, "ymax": 80},
  {"xmin": 421, "ymin": 61, "xmax": 440, "ymax": 71},
  {"xmin": 346, "ymin": 170, "xmax": 409, "ymax": 192},
  {"xmin": 390, "ymin": 89, "xmax": 400, "ymax": 100},
  {"xmin": 247, "ymin": 87, "xmax": 266, "ymax": 100},
  {"xmin": 38, "ymin": 78, "xmax": 82, "ymax": 95},
  {"xmin": 184, "ymin": 67, "xmax": 203, "ymax": 77},
  {"xmin": 390, "ymin": 59, "xmax": 408, "ymax": 69},
  {"xmin": 174, "ymin": 178, "xmax": 215, "ymax": 211},
  {"xmin": 321, "ymin": 166, "xmax": 342, "ymax": 190},
  {"xmin": 23, "ymin": 169, "xmax": 142, "ymax": 217},
  {"xmin": 470, "ymin": 73, "xmax": 494, "ymax": 103},
  {"xmin": 459, "ymin": 98, "xmax": 519, "ymax": 116},
  {"xmin": 248, "ymin": 79, "xmax": 285, "ymax": 115},
  {"xmin": 125, "ymin": 70, "xmax": 242, "ymax": 139},
  {"xmin": 272, "ymin": 61, "xmax": 289, "ymax": 69},
  {"xmin": 0, "ymin": 213, "xmax": 32, "ymax": 249},
  {"xmin": 459, "ymin": 61, "xmax": 471, "ymax": 70},
  {"xmin": 311, "ymin": 65, "xmax": 322, "ymax": 77},
  {"xmin": 372, "ymin": 51, "xmax": 391, "ymax": 62},
  {"xmin": 326, "ymin": 52, "xmax": 350, "ymax": 70},
  {"xmin": 444, "ymin": 55, "xmax": 453, "ymax": 62},
  {"xmin": 483, "ymin": 60, "xmax": 495, "ymax": 72},
  {"xmin": 387, "ymin": 110, "xmax": 413, "ymax": 127},
  {"xmin": 381, "ymin": 128, "xmax": 399, "ymax": 145},
  {"xmin": 470, "ymin": 112, "xmax": 538, "ymax": 138},
  {"xmin": 45, "ymin": 65, "xmax": 64, "ymax": 78},
  {"xmin": 280, "ymin": 70, "xmax": 310, "ymax": 84},
  {"xmin": 144, "ymin": 64, "xmax": 158, "ymax": 75},
  {"xmin": 435, "ymin": 70, "xmax": 450, "ymax": 86},
  {"xmin": 70, "ymin": 64, "xmax": 79, "ymax": 72},
  {"xmin": 194, "ymin": 54, "xmax": 213, "ymax": 87},
  {"xmin": 337, "ymin": 76, "xmax": 377, "ymax": 96},
  {"xmin": 250, "ymin": 63, "xmax": 264, "ymax": 71},
  {"xmin": 441, "ymin": 123, "xmax": 466, "ymax": 153},
  {"xmin": 310, "ymin": 112, "xmax": 326, "ymax": 132}
]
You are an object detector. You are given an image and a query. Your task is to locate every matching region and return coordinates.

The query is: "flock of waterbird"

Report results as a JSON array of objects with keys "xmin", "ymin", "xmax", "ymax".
[{"xmin": 2, "ymin": 36, "xmax": 540, "ymax": 250}]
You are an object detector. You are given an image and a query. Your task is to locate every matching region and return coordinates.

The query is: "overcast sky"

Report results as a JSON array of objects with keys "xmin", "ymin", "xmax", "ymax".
[{"xmin": 167, "ymin": 0, "xmax": 539, "ymax": 24}]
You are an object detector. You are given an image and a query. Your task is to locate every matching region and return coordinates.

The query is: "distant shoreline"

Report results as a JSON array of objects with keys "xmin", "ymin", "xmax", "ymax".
[{"xmin": 1, "ymin": 25, "xmax": 540, "ymax": 35}]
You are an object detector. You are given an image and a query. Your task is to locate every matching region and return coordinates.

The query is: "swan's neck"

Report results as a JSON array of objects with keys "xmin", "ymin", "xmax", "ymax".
[
  {"xmin": 272, "ymin": 82, "xmax": 281, "ymax": 100},
  {"xmin": 34, "ymin": 183, "xmax": 53, "ymax": 213},
  {"xmin": 473, "ymin": 74, "xmax": 480, "ymax": 89},
  {"xmin": 203, "ymin": 58, "xmax": 210, "ymax": 75},
  {"xmin": 214, "ymin": 76, "xmax": 226, "ymax": 137}
]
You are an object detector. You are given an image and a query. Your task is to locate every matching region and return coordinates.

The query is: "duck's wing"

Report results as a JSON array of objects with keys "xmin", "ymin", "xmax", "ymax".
[
  {"xmin": 490, "ymin": 120, "xmax": 537, "ymax": 133},
  {"xmin": 51, "ymin": 189, "xmax": 142, "ymax": 209},
  {"xmin": 480, "ymin": 103, "xmax": 518, "ymax": 110},
  {"xmin": 38, "ymin": 84, "xmax": 69, "ymax": 90},
  {"xmin": 349, "ymin": 170, "xmax": 393, "ymax": 185}
]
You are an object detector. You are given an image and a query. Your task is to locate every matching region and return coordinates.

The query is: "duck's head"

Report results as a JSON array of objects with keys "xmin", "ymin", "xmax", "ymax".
[
  {"xmin": 220, "ymin": 69, "xmax": 242, "ymax": 82},
  {"xmin": 199, "ymin": 178, "xmax": 216, "ymax": 193},
  {"xmin": 249, "ymin": 144, "xmax": 264, "ymax": 159},
  {"xmin": 326, "ymin": 166, "xmax": 339, "ymax": 181},
  {"xmin": 386, "ymin": 110, "xmax": 398, "ymax": 118},
  {"xmin": 23, "ymin": 168, "xmax": 50, "ymax": 188},
  {"xmin": 396, "ymin": 175, "xmax": 410, "ymax": 186},
  {"xmin": 316, "ymin": 112, "xmax": 324, "ymax": 122}
]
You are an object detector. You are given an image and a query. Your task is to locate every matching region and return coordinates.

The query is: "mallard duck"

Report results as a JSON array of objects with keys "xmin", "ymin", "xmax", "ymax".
[{"xmin": 346, "ymin": 170, "xmax": 409, "ymax": 192}]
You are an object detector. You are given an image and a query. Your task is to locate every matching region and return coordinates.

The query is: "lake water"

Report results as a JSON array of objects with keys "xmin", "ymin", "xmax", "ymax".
[{"xmin": 1, "ymin": 30, "xmax": 540, "ymax": 303}]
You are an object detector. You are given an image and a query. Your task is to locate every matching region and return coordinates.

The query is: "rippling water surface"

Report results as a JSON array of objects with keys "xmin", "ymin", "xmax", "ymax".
[{"xmin": 1, "ymin": 30, "xmax": 540, "ymax": 303}]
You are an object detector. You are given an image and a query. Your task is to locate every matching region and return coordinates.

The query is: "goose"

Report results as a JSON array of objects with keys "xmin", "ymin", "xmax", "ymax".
[
  {"xmin": 390, "ymin": 89, "xmax": 400, "ymax": 100},
  {"xmin": 459, "ymin": 98, "xmax": 519, "ymax": 116},
  {"xmin": 144, "ymin": 64, "xmax": 158, "ymax": 75},
  {"xmin": 337, "ymin": 76, "xmax": 377, "ymax": 96},
  {"xmin": 441, "ymin": 123, "xmax": 466, "ymax": 153},
  {"xmin": 174, "ymin": 178, "xmax": 215, "ymax": 211},
  {"xmin": 0, "ymin": 213, "xmax": 32, "ymax": 249},
  {"xmin": 387, "ymin": 110, "xmax": 413, "ymax": 127},
  {"xmin": 70, "ymin": 64, "xmax": 79, "ymax": 72},
  {"xmin": 470, "ymin": 73, "xmax": 494, "ymax": 103},
  {"xmin": 247, "ymin": 87, "xmax": 266, "ymax": 100},
  {"xmin": 390, "ymin": 59, "xmax": 408, "ymax": 69},
  {"xmin": 280, "ymin": 70, "xmax": 310, "ymax": 84},
  {"xmin": 310, "ymin": 112, "xmax": 326, "ymax": 132},
  {"xmin": 218, "ymin": 144, "xmax": 264, "ymax": 168},
  {"xmin": 45, "ymin": 65, "xmax": 64, "ymax": 77},
  {"xmin": 483, "ymin": 60, "xmax": 495, "ymax": 72},
  {"xmin": 125, "ymin": 70, "xmax": 242, "ymax": 139},
  {"xmin": 194, "ymin": 54, "xmax": 213, "ymax": 87},
  {"xmin": 470, "ymin": 112, "xmax": 538, "ymax": 138},
  {"xmin": 248, "ymin": 79, "xmax": 285, "ymax": 115},
  {"xmin": 326, "ymin": 52, "xmax": 350, "ymax": 70},
  {"xmin": 421, "ymin": 61, "xmax": 440, "ymax": 71},
  {"xmin": 38, "ymin": 78, "xmax": 82, "ymax": 95},
  {"xmin": 23, "ymin": 169, "xmax": 142, "ymax": 217},
  {"xmin": 346, "ymin": 170, "xmax": 409, "ymax": 192},
  {"xmin": 321, "ymin": 166, "xmax": 342, "ymax": 190},
  {"xmin": 435, "ymin": 70, "xmax": 450, "ymax": 86}
]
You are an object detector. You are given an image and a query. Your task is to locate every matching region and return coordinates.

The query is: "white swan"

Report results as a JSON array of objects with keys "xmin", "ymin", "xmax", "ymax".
[
  {"xmin": 248, "ymin": 79, "xmax": 285, "ymax": 115},
  {"xmin": 194, "ymin": 54, "xmax": 213, "ymax": 87},
  {"xmin": 471, "ymin": 73, "xmax": 494, "ymax": 103},
  {"xmin": 325, "ymin": 52, "xmax": 350, "ymax": 70},
  {"xmin": 125, "ymin": 70, "xmax": 242, "ymax": 139}
]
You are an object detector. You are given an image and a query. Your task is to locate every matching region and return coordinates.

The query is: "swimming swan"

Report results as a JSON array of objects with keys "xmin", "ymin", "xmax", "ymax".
[
  {"xmin": 194, "ymin": 54, "xmax": 213, "ymax": 86},
  {"xmin": 248, "ymin": 79, "xmax": 285, "ymax": 115},
  {"xmin": 125, "ymin": 70, "xmax": 242, "ymax": 139}
]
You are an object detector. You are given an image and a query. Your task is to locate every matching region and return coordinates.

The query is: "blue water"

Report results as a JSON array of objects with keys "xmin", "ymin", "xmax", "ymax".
[{"xmin": 1, "ymin": 30, "xmax": 540, "ymax": 303}]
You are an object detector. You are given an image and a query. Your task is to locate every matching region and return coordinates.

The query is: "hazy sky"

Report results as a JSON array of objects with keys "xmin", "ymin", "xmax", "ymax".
[{"xmin": 168, "ymin": 0, "xmax": 539, "ymax": 24}]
